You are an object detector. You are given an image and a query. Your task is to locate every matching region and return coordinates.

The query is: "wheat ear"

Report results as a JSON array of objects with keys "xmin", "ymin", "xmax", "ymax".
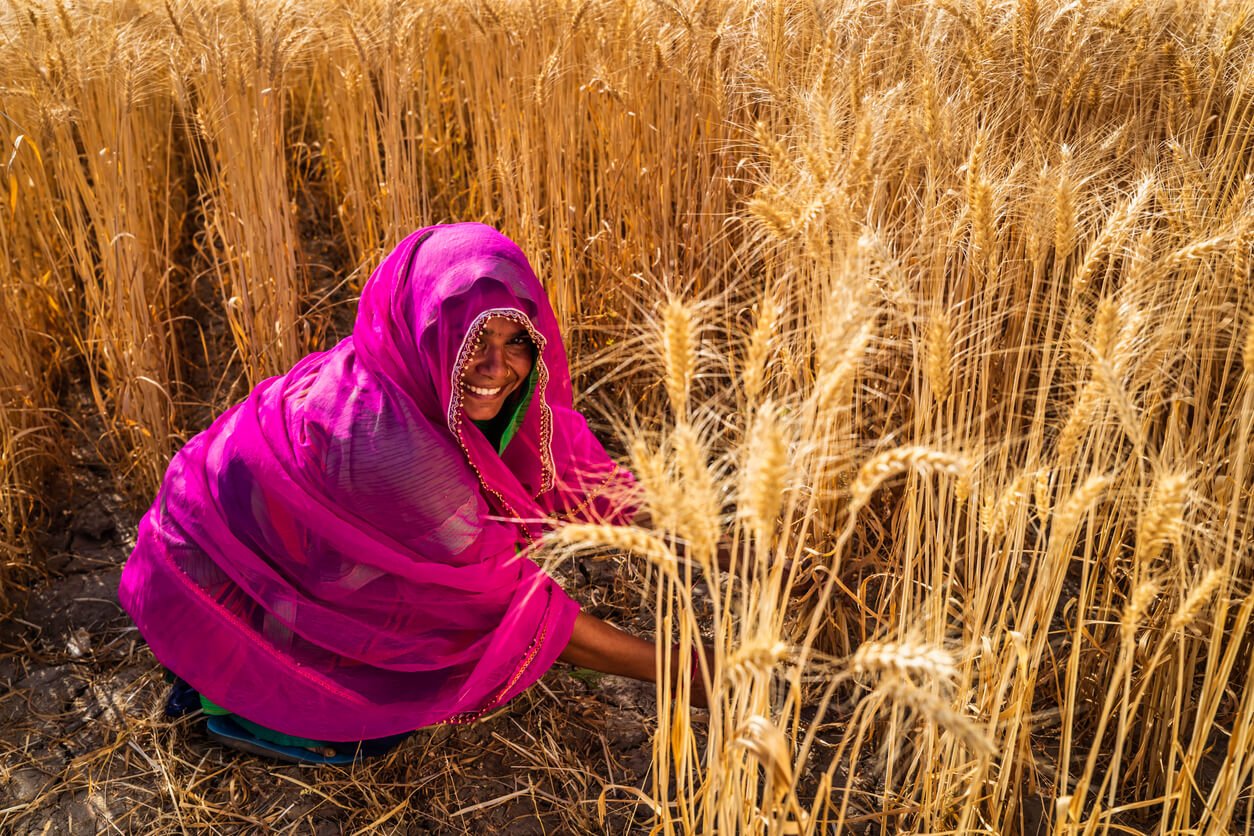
[
  {"xmin": 1168, "ymin": 568, "xmax": 1226, "ymax": 632},
  {"xmin": 852, "ymin": 640, "xmax": 957, "ymax": 682},
  {"xmin": 553, "ymin": 523, "xmax": 678, "ymax": 573},
  {"xmin": 850, "ymin": 447, "xmax": 969, "ymax": 512},
  {"xmin": 725, "ymin": 640, "xmax": 790, "ymax": 685},
  {"xmin": 1051, "ymin": 472, "xmax": 1112, "ymax": 544},
  {"xmin": 925, "ymin": 311, "xmax": 953, "ymax": 404},
  {"xmin": 741, "ymin": 399, "xmax": 789, "ymax": 544},
  {"xmin": 1033, "ymin": 468, "xmax": 1053, "ymax": 521},
  {"xmin": 1136, "ymin": 471, "xmax": 1190, "ymax": 564},
  {"xmin": 980, "ymin": 470, "xmax": 1031, "ymax": 537},
  {"xmin": 673, "ymin": 422, "xmax": 720, "ymax": 562},
  {"xmin": 1121, "ymin": 580, "xmax": 1160, "ymax": 643},
  {"xmin": 882, "ymin": 679, "xmax": 996, "ymax": 757},
  {"xmin": 743, "ymin": 296, "xmax": 780, "ymax": 403},
  {"xmin": 735, "ymin": 714, "xmax": 794, "ymax": 790},
  {"xmin": 662, "ymin": 297, "xmax": 696, "ymax": 419},
  {"xmin": 1053, "ymin": 148, "xmax": 1078, "ymax": 261},
  {"xmin": 813, "ymin": 318, "xmax": 874, "ymax": 415}
]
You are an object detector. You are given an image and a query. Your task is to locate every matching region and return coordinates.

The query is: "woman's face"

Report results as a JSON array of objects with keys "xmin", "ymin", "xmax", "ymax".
[{"xmin": 460, "ymin": 316, "xmax": 535, "ymax": 421}]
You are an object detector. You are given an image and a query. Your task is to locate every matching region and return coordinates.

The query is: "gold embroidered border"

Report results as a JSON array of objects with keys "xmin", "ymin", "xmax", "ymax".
[
  {"xmin": 442, "ymin": 619, "xmax": 548, "ymax": 726},
  {"xmin": 554, "ymin": 463, "xmax": 623, "ymax": 522}
]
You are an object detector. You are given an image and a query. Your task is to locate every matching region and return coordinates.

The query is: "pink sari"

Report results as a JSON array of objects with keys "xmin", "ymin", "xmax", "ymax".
[{"xmin": 119, "ymin": 224, "xmax": 633, "ymax": 741}]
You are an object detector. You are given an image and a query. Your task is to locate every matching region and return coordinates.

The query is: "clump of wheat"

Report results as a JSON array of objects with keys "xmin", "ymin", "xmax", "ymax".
[{"xmin": 4, "ymin": 0, "xmax": 1253, "ymax": 832}]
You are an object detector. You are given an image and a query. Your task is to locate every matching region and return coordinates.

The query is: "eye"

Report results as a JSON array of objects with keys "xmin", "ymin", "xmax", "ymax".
[{"xmin": 507, "ymin": 333, "xmax": 536, "ymax": 354}]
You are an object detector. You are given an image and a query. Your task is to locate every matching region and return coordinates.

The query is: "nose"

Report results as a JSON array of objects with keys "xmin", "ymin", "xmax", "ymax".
[{"xmin": 474, "ymin": 343, "xmax": 506, "ymax": 377}]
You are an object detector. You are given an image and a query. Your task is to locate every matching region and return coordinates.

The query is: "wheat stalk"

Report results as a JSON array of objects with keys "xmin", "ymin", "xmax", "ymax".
[{"xmin": 1243, "ymin": 312, "xmax": 1254, "ymax": 385}]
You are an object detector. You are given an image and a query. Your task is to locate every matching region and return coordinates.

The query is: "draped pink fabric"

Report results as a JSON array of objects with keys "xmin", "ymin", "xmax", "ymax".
[{"xmin": 119, "ymin": 223, "xmax": 634, "ymax": 741}]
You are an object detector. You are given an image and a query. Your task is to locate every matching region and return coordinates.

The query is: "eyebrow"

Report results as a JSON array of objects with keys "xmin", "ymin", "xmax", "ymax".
[{"xmin": 480, "ymin": 324, "xmax": 528, "ymax": 338}]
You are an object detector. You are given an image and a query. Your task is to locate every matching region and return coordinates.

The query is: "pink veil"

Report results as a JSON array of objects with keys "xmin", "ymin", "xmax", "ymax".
[{"xmin": 119, "ymin": 223, "xmax": 633, "ymax": 741}]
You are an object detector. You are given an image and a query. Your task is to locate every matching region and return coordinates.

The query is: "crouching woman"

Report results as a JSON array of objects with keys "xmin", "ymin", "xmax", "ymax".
[{"xmin": 119, "ymin": 223, "xmax": 699, "ymax": 764}]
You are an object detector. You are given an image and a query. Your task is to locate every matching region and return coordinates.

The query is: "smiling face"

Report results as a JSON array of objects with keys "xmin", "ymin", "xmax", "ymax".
[{"xmin": 459, "ymin": 316, "xmax": 536, "ymax": 421}]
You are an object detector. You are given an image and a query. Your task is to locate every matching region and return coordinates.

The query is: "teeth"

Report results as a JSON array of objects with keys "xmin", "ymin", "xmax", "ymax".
[{"xmin": 466, "ymin": 383, "xmax": 503, "ymax": 397}]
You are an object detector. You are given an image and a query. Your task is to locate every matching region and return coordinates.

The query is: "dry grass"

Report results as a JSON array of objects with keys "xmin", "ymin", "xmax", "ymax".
[{"xmin": 3, "ymin": 0, "xmax": 1254, "ymax": 833}]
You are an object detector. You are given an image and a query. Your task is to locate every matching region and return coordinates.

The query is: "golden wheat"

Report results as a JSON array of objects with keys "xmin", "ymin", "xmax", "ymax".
[{"xmin": 3, "ymin": 1, "xmax": 1253, "ymax": 833}]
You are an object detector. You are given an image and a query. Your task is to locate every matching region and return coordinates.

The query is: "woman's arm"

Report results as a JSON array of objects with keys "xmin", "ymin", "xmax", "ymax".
[{"xmin": 557, "ymin": 611, "xmax": 708, "ymax": 707}]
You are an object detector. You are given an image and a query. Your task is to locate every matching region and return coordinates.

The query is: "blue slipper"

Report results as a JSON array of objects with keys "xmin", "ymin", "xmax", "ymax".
[{"xmin": 205, "ymin": 715, "xmax": 361, "ymax": 765}]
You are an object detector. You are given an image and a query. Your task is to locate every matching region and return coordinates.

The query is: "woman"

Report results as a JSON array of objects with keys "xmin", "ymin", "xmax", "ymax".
[{"xmin": 119, "ymin": 223, "xmax": 690, "ymax": 764}]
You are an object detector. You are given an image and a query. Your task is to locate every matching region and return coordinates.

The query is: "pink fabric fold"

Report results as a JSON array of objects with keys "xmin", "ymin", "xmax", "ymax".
[{"xmin": 120, "ymin": 223, "xmax": 635, "ymax": 741}]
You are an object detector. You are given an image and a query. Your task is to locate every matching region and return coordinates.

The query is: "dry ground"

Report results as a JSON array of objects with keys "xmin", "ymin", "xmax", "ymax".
[{"xmin": 0, "ymin": 466, "xmax": 673, "ymax": 834}]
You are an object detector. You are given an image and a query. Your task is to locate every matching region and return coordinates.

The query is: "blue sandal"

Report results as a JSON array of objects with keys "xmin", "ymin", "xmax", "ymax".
[
  {"xmin": 205, "ymin": 715, "xmax": 363, "ymax": 765},
  {"xmin": 166, "ymin": 675, "xmax": 410, "ymax": 765}
]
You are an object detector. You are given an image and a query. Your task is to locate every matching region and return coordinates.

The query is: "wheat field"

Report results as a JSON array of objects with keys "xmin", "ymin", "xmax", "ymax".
[{"xmin": 2, "ymin": 0, "xmax": 1252, "ymax": 832}]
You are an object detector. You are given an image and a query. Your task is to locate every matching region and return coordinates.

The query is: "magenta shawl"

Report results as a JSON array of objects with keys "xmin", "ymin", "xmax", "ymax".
[{"xmin": 119, "ymin": 223, "xmax": 633, "ymax": 741}]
